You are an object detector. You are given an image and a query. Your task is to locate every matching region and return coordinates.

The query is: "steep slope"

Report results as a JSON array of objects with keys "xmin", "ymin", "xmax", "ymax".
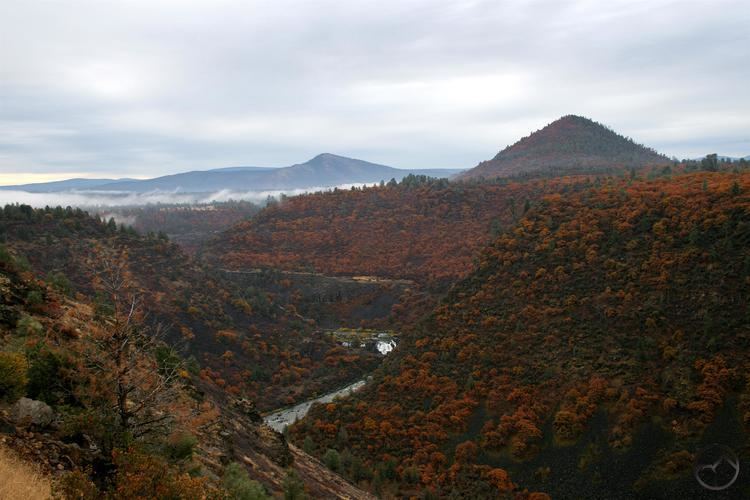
[
  {"xmin": 0, "ymin": 249, "xmax": 374, "ymax": 499},
  {"xmin": 205, "ymin": 174, "xmax": 590, "ymax": 286},
  {"xmin": 458, "ymin": 115, "xmax": 670, "ymax": 181},
  {"xmin": 291, "ymin": 172, "xmax": 750, "ymax": 498},
  {"xmin": 0, "ymin": 205, "xmax": 379, "ymax": 411}
]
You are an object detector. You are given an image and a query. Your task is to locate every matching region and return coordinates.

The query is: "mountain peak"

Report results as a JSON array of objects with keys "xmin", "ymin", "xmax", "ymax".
[
  {"xmin": 459, "ymin": 115, "xmax": 670, "ymax": 181},
  {"xmin": 553, "ymin": 114, "xmax": 594, "ymax": 123},
  {"xmin": 308, "ymin": 152, "xmax": 348, "ymax": 163}
]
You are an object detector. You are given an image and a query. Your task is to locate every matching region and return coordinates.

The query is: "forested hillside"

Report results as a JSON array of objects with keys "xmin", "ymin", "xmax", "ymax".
[
  {"xmin": 206, "ymin": 175, "xmax": 592, "ymax": 286},
  {"xmin": 0, "ymin": 205, "xmax": 379, "ymax": 411},
  {"xmin": 102, "ymin": 201, "xmax": 260, "ymax": 254},
  {"xmin": 4, "ymin": 167, "xmax": 748, "ymax": 498},
  {"xmin": 0, "ymin": 240, "xmax": 375, "ymax": 498},
  {"xmin": 458, "ymin": 115, "xmax": 671, "ymax": 181},
  {"xmin": 291, "ymin": 171, "xmax": 750, "ymax": 498}
]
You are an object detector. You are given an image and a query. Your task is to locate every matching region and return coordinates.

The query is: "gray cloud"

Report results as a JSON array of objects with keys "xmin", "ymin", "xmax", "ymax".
[{"xmin": 1, "ymin": 0, "xmax": 748, "ymax": 181}]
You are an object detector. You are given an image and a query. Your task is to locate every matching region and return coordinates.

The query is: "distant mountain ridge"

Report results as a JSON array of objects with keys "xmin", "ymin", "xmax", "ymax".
[
  {"xmin": 458, "ymin": 115, "xmax": 671, "ymax": 181},
  {"xmin": 1, "ymin": 177, "xmax": 138, "ymax": 193},
  {"xmin": 2, "ymin": 154, "xmax": 463, "ymax": 193}
]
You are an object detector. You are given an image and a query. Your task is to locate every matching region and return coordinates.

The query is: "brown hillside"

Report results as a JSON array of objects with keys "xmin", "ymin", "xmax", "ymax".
[
  {"xmin": 291, "ymin": 171, "xmax": 750, "ymax": 499},
  {"xmin": 205, "ymin": 175, "xmax": 591, "ymax": 287},
  {"xmin": 0, "ymin": 206, "xmax": 379, "ymax": 412},
  {"xmin": 0, "ymin": 245, "xmax": 373, "ymax": 499},
  {"xmin": 458, "ymin": 115, "xmax": 670, "ymax": 181}
]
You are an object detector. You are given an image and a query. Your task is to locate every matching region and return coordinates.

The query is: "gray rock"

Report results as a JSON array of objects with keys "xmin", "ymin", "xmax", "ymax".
[{"xmin": 11, "ymin": 397, "xmax": 54, "ymax": 427}]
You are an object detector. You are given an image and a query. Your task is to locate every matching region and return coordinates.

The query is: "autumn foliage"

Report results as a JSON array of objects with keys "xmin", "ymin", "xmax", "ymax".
[
  {"xmin": 292, "ymin": 171, "xmax": 750, "ymax": 497},
  {"xmin": 209, "ymin": 175, "xmax": 592, "ymax": 286},
  {"xmin": 0, "ymin": 204, "xmax": 377, "ymax": 411}
]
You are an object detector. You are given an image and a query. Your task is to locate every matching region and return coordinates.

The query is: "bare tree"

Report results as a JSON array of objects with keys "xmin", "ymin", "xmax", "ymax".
[{"xmin": 84, "ymin": 245, "xmax": 180, "ymax": 448}]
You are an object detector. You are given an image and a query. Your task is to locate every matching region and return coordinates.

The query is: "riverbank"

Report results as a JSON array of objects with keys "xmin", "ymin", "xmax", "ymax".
[{"xmin": 264, "ymin": 378, "xmax": 368, "ymax": 432}]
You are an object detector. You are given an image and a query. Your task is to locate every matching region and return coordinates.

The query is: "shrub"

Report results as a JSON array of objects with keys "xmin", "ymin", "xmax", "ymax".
[
  {"xmin": 13, "ymin": 254, "xmax": 31, "ymax": 273},
  {"xmin": 339, "ymin": 449, "xmax": 353, "ymax": 471},
  {"xmin": 0, "ymin": 247, "xmax": 31, "ymax": 273},
  {"xmin": 185, "ymin": 356, "xmax": 201, "ymax": 375},
  {"xmin": 0, "ymin": 245, "xmax": 13, "ymax": 268},
  {"xmin": 52, "ymin": 469, "xmax": 98, "ymax": 500},
  {"xmin": 154, "ymin": 345, "xmax": 182, "ymax": 378},
  {"xmin": 282, "ymin": 469, "xmax": 306, "ymax": 500},
  {"xmin": 302, "ymin": 436, "xmax": 314, "ymax": 454},
  {"xmin": 164, "ymin": 432, "xmax": 198, "ymax": 462},
  {"xmin": 93, "ymin": 292, "xmax": 114, "ymax": 319},
  {"xmin": 111, "ymin": 448, "xmax": 211, "ymax": 499},
  {"xmin": 222, "ymin": 462, "xmax": 269, "ymax": 500},
  {"xmin": 47, "ymin": 272, "xmax": 72, "ymax": 296},
  {"xmin": 377, "ymin": 458, "xmax": 397, "ymax": 481},
  {"xmin": 16, "ymin": 315, "xmax": 43, "ymax": 337},
  {"xmin": 323, "ymin": 448, "xmax": 341, "ymax": 472},
  {"xmin": 0, "ymin": 351, "xmax": 28, "ymax": 402},
  {"xmin": 403, "ymin": 466, "xmax": 420, "ymax": 484},
  {"xmin": 25, "ymin": 290, "xmax": 44, "ymax": 308},
  {"xmin": 349, "ymin": 455, "xmax": 371, "ymax": 482},
  {"xmin": 26, "ymin": 347, "xmax": 69, "ymax": 405}
]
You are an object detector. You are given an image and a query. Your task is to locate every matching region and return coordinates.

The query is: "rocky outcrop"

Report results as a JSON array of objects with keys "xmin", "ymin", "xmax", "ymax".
[
  {"xmin": 222, "ymin": 399, "xmax": 293, "ymax": 468},
  {"xmin": 191, "ymin": 395, "xmax": 374, "ymax": 498},
  {"xmin": 10, "ymin": 398, "xmax": 54, "ymax": 428},
  {"xmin": 231, "ymin": 398, "xmax": 262, "ymax": 423},
  {"xmin": 0, "ymin": 413, "xmax": 101, "ymax": 475}
]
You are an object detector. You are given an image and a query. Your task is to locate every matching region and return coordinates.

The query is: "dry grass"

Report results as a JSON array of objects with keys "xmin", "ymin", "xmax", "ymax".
[{"xmin": 0, "ymin": 445, "xmax": 51, "ymax": 500}]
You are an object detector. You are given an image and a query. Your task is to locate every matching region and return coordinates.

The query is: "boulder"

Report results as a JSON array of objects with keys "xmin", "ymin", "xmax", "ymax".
[{"xmin": 10, "ymin": 397, "xmax": 54, "ymax": 427}]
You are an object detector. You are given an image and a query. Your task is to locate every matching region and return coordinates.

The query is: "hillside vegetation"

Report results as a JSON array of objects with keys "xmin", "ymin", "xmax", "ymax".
[
  {"xmin": 0, "ymin": 245, "xmax": 226, "ymax": 497},
  {"xmin": 458, "ymin": 115, "xmax": 670, "ymax": 181},
  {"xmin": 207, "ymin": 175, "xmax": 592, "ymax": 286},
  {"xmin": 102, "ymin": 201, "xmax": 260, "ymax": 255},
  {"xmin": 0, "ymin": 205, "xmax": 378, "ymax": 411},
  {"xmin": 0, "ymin": 233, "xmax": 375, "ymax": 498},
  {"xmin": 291, "ymin": 171, "xmax": 750, "ymax": 498}
]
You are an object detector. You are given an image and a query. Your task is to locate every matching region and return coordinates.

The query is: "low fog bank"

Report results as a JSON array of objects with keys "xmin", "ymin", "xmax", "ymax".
[
  {"xmin": 0, "ymin": 183, "xmax": 376, "ymax": 209},
  {"xmin": 98, "ymin": 213, "xmax": 138, "ymax": 227}
]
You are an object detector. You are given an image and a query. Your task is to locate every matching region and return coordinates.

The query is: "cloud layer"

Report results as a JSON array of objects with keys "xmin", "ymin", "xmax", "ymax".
[
  {"xmin": 1, "ymin": 0, "xmax": 748, "ymax": 180},
  {"xmin": 0, "ymin": 184, "xmax": 376, "ymax": 208}
]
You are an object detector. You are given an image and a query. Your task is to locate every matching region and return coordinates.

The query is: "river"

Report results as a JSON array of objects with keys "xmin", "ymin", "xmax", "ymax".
[
  {"xmin": 264, "ymin": 330, "xmax": 398, "ymax": 432},
  {"xmin": 264, "ymin": 378, "xmax": 368, "ymax": 432}
]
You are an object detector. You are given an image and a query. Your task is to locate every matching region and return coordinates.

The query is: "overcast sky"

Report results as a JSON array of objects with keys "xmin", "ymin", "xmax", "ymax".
[{"xmin": 1, "ymin": 0, "xmax": 748, "ymax": 184}]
